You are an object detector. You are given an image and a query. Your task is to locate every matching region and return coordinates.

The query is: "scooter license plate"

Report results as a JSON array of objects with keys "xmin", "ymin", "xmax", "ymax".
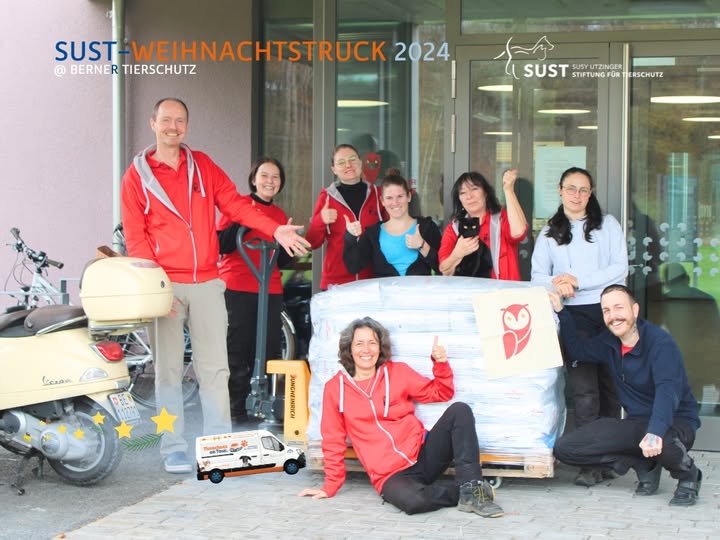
[{"xmin": 109, "ymin": 391, "xmax": 141, "ymax": 424}]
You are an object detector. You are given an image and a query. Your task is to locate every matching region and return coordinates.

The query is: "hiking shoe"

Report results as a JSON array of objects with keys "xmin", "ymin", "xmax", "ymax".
[
  {"xmin": 634, "ymin": 461, "xmax": 662, "ymax": 496},
  {"xmin": 669, "ymin": 469, "xmax": 702, "ymax": 507},
  {"xmin": 574, "ymin": 468, "xmax": 602, "ymax": 487},
  {"xmin": 458, "ymin": 480, "xmax": 504, "ymax": 518},
  {"xmin": 164, "ymin": 451, "xmax": 193, "ymax": 474}
]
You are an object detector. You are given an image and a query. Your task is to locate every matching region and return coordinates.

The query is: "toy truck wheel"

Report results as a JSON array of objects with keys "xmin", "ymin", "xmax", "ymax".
[
  {"xmin": 486, "ymin": 476, "xmax": 503, "ymax": 489},
  {"xmin": 209, "ymin": 469, "xmax": 225, "ymax": 484},
  {"xmin": 284, "ymin": 459, "xmax": 300, "ymax": 475}
]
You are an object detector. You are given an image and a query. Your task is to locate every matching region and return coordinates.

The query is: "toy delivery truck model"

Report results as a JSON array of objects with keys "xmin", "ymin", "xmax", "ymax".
[{"xmin": 196, "ymin": 429, "xmax": 306, "ymax": 484}]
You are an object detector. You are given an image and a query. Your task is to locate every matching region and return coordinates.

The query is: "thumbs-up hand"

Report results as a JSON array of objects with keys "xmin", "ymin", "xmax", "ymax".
[
  {"xmin": 320, "ymin": 197, "xmax": 337, "ymax": 225},
  {"xmin": 344, "ymin": 215, "xmax": 362, "ymax": 237},
  {"xmin": 431, "ymin": 335, "xmax": 448, "ymax": 363},
  {"xmin": 405, "ymin": 227, "xmax": 424, "ymax": 250}
]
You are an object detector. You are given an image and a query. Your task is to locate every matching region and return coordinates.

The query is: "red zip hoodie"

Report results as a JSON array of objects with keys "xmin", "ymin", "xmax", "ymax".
[
  {"xmin": 121, "ymin": 145, "xmax": 280, "ymax": 283},
  {"xmin": 320, "ymin": 360, "xmax": 454, "ymax": 497},
  {"xmin": 306, "ymin": 181, "xmax": 385, "ymax": 289}
]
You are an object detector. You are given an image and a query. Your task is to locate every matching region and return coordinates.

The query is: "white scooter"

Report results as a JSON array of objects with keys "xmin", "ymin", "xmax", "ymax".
[{"xmin": 0, "ymin": 256, "xmax": 173, "ymax": 493}]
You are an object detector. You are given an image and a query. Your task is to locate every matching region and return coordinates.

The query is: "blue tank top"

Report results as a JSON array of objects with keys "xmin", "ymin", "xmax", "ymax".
[{"xmin": 379, "ymin": 222, "xmax": 418, "ymax": 276}]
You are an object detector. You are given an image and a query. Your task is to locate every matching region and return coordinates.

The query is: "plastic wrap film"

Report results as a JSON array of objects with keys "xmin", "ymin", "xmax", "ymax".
[{"xmin": 307, "ymin": 276, "xmax": 566, "ymax": 461}]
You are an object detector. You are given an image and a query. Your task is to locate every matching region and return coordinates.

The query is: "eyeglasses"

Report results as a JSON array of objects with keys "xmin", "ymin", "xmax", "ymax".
[
  {"xmin": 563, "ymin": 186, "xmax": 592, "ymax": 197},
  {"xmin": 335, "ymin": 156, "xmax": 359, "ymax": 168}
]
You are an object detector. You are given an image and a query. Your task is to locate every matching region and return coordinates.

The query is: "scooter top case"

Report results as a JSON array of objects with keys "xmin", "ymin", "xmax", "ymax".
[{"xmin": 80, "ymin": 257, "xmax": 174, "ymax": 328}]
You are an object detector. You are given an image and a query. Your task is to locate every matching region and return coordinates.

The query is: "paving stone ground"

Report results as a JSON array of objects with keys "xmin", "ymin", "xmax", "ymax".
[{"xmin": 62, "ymin": 450, "xmax": 718, "ymax": 540}]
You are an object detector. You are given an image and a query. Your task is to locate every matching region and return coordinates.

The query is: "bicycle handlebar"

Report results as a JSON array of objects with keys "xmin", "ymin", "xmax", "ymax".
[{"xmin": 8, "ymin": 228, "xmax": 64, "ymax": 271}]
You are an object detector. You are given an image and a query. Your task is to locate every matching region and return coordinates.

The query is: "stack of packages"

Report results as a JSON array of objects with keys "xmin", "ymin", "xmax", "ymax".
[{"xmin": 306, "ymin": 276, "xmax": 566, "ymax": 464}]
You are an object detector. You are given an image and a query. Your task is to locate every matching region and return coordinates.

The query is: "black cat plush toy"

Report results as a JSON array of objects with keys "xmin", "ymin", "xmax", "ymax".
[{"xmin": 454, "ymin": 217, "xmax": 493, "ymax": 278}]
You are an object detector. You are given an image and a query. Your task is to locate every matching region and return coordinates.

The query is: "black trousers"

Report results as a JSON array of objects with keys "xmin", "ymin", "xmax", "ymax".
[
  {"xmin": 564, "ymin": 304, "xmax": 621, "ymax": 427},
  {"xmin": 381, "ymin": 402, "xmax": 482, "ymax": 515},
  {"xmin": 554, "ymin": 416, "xmax": 698, "ymax": 481},
  {"xmin": 224, "ymin": 289, "xmax": 283, "ymax": 419}
]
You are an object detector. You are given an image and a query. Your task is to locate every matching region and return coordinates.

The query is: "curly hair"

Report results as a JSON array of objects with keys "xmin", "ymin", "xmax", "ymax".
[
  {"xmin": 545, "ymin": 167, "xmax": 603, "ymax": 245},
  {"xmin": 337, "ymin": 317, "xmax": 392, "ymax": 377}
]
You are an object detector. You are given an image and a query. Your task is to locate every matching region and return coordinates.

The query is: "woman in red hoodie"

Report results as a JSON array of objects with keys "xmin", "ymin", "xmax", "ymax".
[
  {"xmin": 298, "ymin": 317, "xmax": 504, "ymax": 517},
  {"xmin": 306, "ymin": 144, "xmax": 385, "ymax": 289}
]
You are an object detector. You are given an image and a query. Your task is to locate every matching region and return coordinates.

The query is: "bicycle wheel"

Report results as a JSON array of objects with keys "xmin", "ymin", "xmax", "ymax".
[
  {"xmin": 121, "ymin": 329, "xmax": 199, "ymax": 409},
  {"xmin": 280, "ymin": 310, "xmax": 296, "ymax": 360}
]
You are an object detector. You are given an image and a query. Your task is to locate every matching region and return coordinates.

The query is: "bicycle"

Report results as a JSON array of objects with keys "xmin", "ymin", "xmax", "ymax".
[{"xmin": 1, "ymin": 228, "xmax": 71, "ymax": 309}]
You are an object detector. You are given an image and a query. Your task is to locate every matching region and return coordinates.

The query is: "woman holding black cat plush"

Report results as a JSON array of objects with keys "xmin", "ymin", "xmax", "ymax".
[
  {"xmin": 344, "ymin": 169, "xmax": 441, "ymax": 276},
  {"xmin": 438, "ymin": 170, "xmax": 528, "ymax": 280}
]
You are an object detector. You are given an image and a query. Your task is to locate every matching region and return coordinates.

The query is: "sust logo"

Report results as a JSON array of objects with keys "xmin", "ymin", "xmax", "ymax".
[
  {"xmin": 493, "ymin": 36, "xmax": 568, "ymax": 80},
  {"xmin": 55, "ymin": 40, "xmax": 127, "ymax": 61}
]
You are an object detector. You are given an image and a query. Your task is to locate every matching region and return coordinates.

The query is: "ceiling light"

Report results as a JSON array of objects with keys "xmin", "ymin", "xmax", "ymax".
[
  {"xmin": 709, "ymin": 135, "xmax": 720, "ymax": 139},
  {"xmin": 337, "ymin": 100, "xmax": 388, "ymax": 108},
  {"xmin": 651, "ymin": 96, "xmax": 720, "ymax": 104},
  {"xmin": 578, "ymin": 125, "xmax": 598, "ymax": 130},
  {"xmin": 477, "ymin": 85, "xmax": 513, "ymax": 92},
  {"xmin": 683, "ymin": 117, "xmax": 720, "ymax": 122},
  {"xmin": 484, "ymin": 131, "xmax": 512, "ymax": 135},
  {"xmin": 538, "ymin": 109, "xmax": 590, "ymax": 115}
]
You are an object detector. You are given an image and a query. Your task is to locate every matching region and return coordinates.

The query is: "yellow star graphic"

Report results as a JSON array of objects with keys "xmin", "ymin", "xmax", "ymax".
[
  {"xmin": 115, "ymin": 421, "xmax": 133, "ymax": 439},
  {"xmin": 151, "ymin": 407, "xmax": 177, "ymax": 434},
  {"xmin": 92, "ymin": 411, "xmax": 106, "ymax": 425},
  {"xmin": 74, "ymin": 428, "xmax": 85, "ymax": 439},
  {"xmin": 58, "ymin": 425, "xmax": 67, "ymax": 433}
]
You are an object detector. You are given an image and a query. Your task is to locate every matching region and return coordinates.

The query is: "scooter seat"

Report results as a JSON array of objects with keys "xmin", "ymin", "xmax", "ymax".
[
  {"xmin": 0, "ymin": 308, "xmax": 33, "ymax": 337},
  {"xmin": 24, "ymin": 305, "xmax": 87, "ymax": 336}
]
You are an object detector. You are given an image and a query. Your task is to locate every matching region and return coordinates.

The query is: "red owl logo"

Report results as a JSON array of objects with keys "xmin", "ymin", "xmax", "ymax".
[{"xmin": 501, "ymin": 304, "xmax": 532, "ymax": 359}]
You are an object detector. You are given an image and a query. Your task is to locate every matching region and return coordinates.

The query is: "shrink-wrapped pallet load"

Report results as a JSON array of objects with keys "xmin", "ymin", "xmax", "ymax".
[{"xmin": 307, "ymin": 276, "xmax": 566, "ymax": 470}]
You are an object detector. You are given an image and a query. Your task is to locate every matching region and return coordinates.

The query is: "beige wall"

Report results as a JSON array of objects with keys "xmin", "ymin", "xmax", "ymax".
[{"xmin": 0, "ymin": 0, "xmax": 254, "ymax": 307}]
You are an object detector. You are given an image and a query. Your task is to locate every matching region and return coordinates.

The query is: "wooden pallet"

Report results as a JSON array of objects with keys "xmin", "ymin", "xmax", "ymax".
[{"xmin": 306, "ymin": 441, "xmax": 554, "ymax": 479}]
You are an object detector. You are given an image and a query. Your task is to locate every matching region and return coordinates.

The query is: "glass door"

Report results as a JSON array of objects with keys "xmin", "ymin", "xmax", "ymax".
[
  {"xmin": 454, "ymin": 42, "xmax": 612, "ymax": 280},
  {"xmin": 628, "ymin": 42, "xmax": 720, "ymax": 450}
]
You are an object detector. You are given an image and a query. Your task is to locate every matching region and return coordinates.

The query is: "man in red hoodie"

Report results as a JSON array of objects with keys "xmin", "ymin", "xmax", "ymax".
[{"xmin": 121, "ymin": 97, "xmax": 308, "ymax": 474}]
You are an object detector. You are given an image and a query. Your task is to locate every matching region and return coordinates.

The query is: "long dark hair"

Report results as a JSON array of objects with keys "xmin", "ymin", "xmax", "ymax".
[
  {"xmin": 450, "ymin": 172, "xmax": 502, "ymax": 221},
  {"xmin": 248, "ymin": 156, "xmax": 286, "ymax": 194},
  {"xmin": 337, "ymin": 317, "xmax": 392, "ymax": 377},
  {"xmin": 544, "ymin": 167, "xmax": 603, "ymax": 245}
]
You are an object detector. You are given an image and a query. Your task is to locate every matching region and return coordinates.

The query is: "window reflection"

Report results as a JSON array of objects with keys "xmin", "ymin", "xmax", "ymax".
[{"xmin": 629, "ymin": 54, "xmax": 720, "ymax": 414}]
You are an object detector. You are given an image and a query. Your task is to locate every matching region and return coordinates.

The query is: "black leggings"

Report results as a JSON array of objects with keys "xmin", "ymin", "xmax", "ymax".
[
  {"xmin": 554, "ymin": 416, "xmax": 698, "ymax": 481},
  {"xmin": 381, "ymin": 402, "xmax": 482, "ymax": 515}
]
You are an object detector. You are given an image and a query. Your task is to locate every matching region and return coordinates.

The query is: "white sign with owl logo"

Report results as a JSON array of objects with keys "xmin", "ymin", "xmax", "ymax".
[{"xmin": 472, "ymin": 286, "xmax": 563, "ymax": 380}]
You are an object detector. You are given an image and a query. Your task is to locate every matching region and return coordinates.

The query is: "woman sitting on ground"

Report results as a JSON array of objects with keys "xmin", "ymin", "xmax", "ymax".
[
  {"xmin": 298, "ymin": 317, "xmax": 503, "ymax": 518},
  {"xmin": 343, "ymin": 169, "xmax": 441, "ymax": 277}
]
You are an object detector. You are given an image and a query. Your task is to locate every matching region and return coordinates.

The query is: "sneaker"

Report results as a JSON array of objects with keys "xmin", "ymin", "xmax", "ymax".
[
  {"xmin": 458, "ymin": 480, "xmax": 504, "ymax": 518},
  {"xmin": 574, "ymin": 468, "xmax": 602, "ymax": 487},
  {"xmin": 164, "ymin": 451, "xmax": 193, "ymax": 474},
  {"xmin": 633, "ymin": 461, "xmax": 661, "ymax": 496},
  {"xmin": 669, "ymin": 469, "xmax": 702, "ymax": 506}
]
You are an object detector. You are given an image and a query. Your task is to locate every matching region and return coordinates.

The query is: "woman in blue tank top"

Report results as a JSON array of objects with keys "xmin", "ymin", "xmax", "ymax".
[{"xmin": 343, "ymin": 169, "xmax": 441, "ymax": 277}]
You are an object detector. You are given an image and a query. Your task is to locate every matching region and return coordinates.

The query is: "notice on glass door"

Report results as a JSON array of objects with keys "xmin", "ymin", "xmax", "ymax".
[{"xmin": 534, "ymin": 145, "xmax": 587, "ymax": 219}]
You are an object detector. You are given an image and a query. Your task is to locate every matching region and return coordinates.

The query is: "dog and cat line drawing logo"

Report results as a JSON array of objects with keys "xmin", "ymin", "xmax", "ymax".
[
  {"xmin": 494, "ymin": 35, "xmax": 555, "ymax": 80},
  {"xmin": 501, "ymin": 303, "xmax": 533, "ymax": 359}
]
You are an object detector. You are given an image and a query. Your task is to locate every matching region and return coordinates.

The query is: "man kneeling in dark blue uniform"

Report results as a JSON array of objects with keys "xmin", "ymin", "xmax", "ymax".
[{"xmin": 549, "ymin": 284, "xmax": 702, "ymax": 506}]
